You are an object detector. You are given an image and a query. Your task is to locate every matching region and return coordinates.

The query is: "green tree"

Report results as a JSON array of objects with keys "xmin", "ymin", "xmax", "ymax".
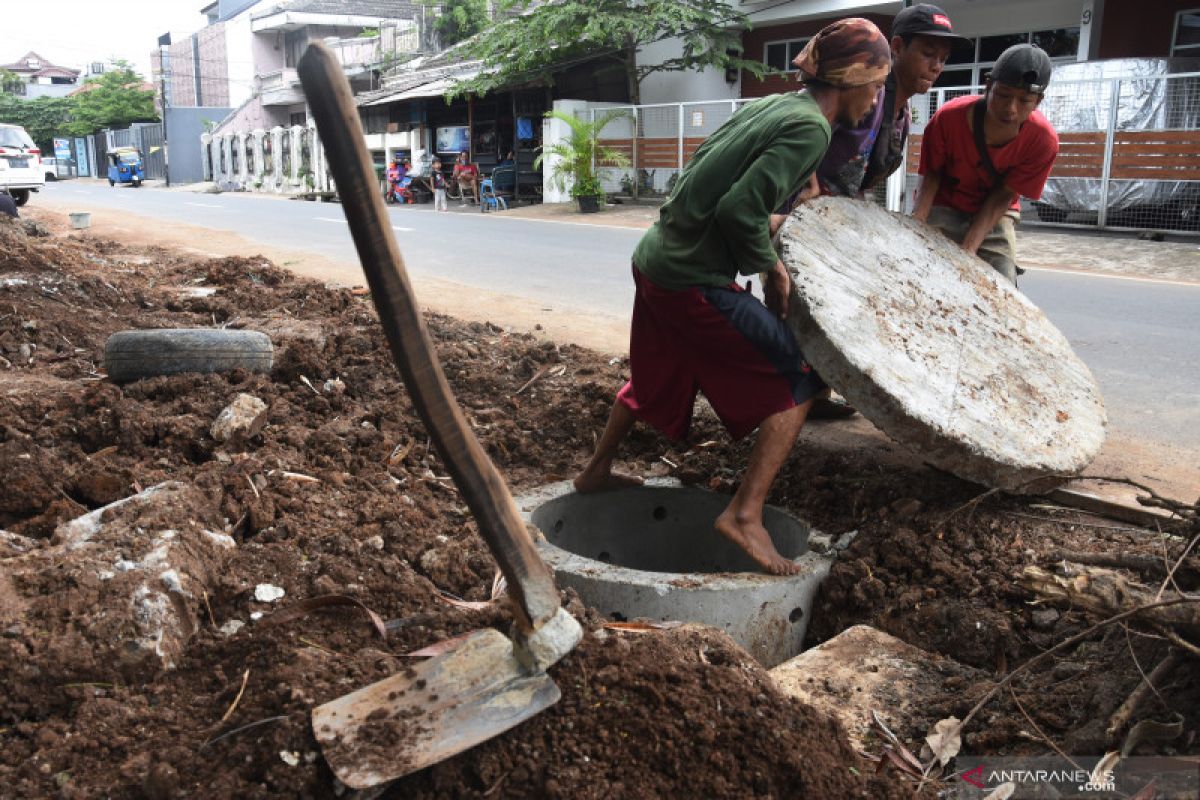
[
  {"xmin": 422, "ymin": 0, "xmax": 490, "ymax": 48},
  {"xmin": 62, "ymin": 60, "xmax": 157, "ymax": 137},
  {"xmin": 0, "ymin": 68, "xmax": 24, "ymax": 95},
  {"xmin": 0, "ymin": 94, "xmax": 74, "ymax": 151},
  {"xmin": 451, "ymin": 0, "xmax": 765, "ymax": 104}
]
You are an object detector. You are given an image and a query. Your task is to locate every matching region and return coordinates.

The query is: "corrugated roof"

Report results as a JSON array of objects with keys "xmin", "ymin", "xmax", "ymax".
[{"xmin": 251, "ymin": 0, "xmax": 419, "ymax": 19}]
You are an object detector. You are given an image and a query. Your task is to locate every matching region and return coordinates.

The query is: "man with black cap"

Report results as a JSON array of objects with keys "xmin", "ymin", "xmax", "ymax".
[
  {"xmin": 812, "ymin": 3, "xmax": 966, "ymax": 200},
  {"xmin": 912, "ymin": 43, "xmax": 1059, "ymax": 284},
  {"xmin": 572, "ymin": 19, "xmax": 892, "ymax": 576}
]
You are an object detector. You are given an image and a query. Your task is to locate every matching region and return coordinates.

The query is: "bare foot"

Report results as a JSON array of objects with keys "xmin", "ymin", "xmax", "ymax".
[
  {"xmin": 715, "ymin": 509, "xmax": 801, "ymax": 576},
  {"xmin": 572, "ymin": 467, "xmax": 643, "ymax": 493}
]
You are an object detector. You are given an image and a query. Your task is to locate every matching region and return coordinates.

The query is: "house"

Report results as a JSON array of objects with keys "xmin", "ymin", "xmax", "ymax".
[
  {"xmin": 0, "ymin": 51, "xmax": 81, "ymax": 99},
  {"xmin": 157, "ymin": 0, "xmax": 421, "ymax": 183},
  {"xmin": 354, "ymin": 25, "xmax": 632, "ymax": 202},
  {"xmin": 631, "ymin": 0, "xmax": 1199, "ymax": 105}
]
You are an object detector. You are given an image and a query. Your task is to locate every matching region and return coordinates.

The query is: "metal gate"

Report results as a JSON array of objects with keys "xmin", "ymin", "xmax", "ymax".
[{"xmin": 138, "ymin": 124, "xmax": 166, "ymax": 180}]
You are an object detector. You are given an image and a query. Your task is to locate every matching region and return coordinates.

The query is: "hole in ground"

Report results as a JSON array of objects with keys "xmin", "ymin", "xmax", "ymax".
[{"xmin": 532, "ymin": 485, "xmax": 808, "ymax": 574}]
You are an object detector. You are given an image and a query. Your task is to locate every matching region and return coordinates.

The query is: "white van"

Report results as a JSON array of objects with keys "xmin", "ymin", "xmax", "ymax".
[{"xmin": 0, "ymin": 123, "xmax": 45, "ymax": 207}]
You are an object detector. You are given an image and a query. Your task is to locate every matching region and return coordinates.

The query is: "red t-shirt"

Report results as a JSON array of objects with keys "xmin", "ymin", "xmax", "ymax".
[{"xmin": 918, "ymin": 94, "xmax": 1058, "ymax": 214}]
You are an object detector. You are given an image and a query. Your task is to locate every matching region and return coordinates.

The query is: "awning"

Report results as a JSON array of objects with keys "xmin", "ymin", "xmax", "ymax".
[{"xmin": 364, "ymin": 71, "xmax": 479, "ymax": 106}]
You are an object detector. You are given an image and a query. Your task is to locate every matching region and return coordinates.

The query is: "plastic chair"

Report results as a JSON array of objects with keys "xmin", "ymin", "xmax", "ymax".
[{"xmin": 479, "ymin": 178, "xmax": 508, "ymax": 213}]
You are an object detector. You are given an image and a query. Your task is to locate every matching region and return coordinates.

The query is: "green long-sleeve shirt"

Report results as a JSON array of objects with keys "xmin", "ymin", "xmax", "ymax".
[{"xmin": 633, "ymin": 91, "xmax": 831, "ymax": 291}]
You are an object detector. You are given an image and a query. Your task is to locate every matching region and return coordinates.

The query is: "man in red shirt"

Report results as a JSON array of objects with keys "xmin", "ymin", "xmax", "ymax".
[{"xmin": 913, "ymin": 44, "xmax": 1059, "ymax": 284}]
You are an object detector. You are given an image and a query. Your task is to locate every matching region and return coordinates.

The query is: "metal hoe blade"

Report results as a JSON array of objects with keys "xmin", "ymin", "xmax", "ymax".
[{"xmin": 312, "ymin": 629, "xmax": 560, "ymax": 789}]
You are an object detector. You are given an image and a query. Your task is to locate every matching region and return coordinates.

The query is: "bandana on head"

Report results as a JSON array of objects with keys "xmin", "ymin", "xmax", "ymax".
[{"xmin": 792, "ymin": 17, "xmax": 891, "ymax": 88}]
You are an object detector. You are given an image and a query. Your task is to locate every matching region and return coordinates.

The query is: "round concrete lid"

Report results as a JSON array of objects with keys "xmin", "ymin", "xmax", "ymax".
[{"xmin": 778, "ymin": 197, "xmax": 1106, "ymax": 492}]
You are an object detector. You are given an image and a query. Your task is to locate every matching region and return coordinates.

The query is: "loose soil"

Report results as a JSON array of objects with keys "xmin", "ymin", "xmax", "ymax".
[{"xmin": 0, "ymin": 213, "xmax": 1196, "ymax": 799}]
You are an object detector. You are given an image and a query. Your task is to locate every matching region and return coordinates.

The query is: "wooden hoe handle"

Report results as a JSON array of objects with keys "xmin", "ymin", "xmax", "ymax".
[{"xmin": 297, "ymin": 43, "xmax": 561, "ymax": 631}]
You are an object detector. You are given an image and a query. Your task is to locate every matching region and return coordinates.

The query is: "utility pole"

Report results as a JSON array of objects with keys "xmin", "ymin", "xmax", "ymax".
[{"xmin": 157, "ymin": 33, "xmax": 172, "ymax": 187}]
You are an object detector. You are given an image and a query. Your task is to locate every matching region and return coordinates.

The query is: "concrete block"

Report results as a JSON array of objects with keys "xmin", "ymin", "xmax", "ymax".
[
  {"xmin": 518, "ymin": 480, "xmax": 832, "ymax": 667},
  {"xmin": 777, "ymin": 197, "xmax": 1106, "ymax": 492},
  {"xmin": 2, "ymin": 482, "xmax": 234, "ymax": 681},
  {"xmin": 770, "ymin": 625, "xmax": 982, "ymax": 750}
]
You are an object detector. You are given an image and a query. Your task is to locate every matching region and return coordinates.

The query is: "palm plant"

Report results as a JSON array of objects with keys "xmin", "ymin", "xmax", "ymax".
[{"xmin": 534, "ymin": 108, "xmax": 631, "ymax": 203}]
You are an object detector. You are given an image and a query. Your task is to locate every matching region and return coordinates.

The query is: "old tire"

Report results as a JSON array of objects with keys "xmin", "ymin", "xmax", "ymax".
[
  {"xmin": 104, "ymin": 329, "xmax": 274, "ymax": 384},
  {"xmin": 11, "ymin": 189, "xmax": 29, "ymax": 207}
]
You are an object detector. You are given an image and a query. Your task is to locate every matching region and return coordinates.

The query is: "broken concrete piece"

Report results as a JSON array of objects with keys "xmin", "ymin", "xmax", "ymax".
[
  {"xmin": 1, "ymin": 482, "xmax": 233, "ymax": 683},
  {"xmin": 254, "ymin": 583, "xmax": 285, "ymax": 603},
  {"xmin": 769, "ymin": 625, "xmax": 982, "ymax": 750},
  {"xmin": 777, "ymin": 197, "xmax": 1106, "ymax": 492},
  {"xmin": 210, "ymin": 393, "xmax": 268, "ymax": 443}
]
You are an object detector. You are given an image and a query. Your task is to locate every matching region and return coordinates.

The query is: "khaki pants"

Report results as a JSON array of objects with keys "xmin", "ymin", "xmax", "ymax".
[{"xmin": 926, "ymin": 205, "xmax": 1021, "ymax": 285}]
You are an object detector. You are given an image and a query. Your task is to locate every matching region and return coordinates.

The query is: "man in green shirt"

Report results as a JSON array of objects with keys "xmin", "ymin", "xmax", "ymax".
[{"xmin": 573, "ymin": 18, "xmax": 891, "ymax": 576}]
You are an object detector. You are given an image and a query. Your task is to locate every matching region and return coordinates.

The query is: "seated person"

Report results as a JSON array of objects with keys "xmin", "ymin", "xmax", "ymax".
[
  {"xmin": 912, "ymin": 43, "xmax": 1059, "ymax": 285},
  {"xmin": 385, "ymin": 156, "xmax": 403, "ymax": 185},
  {"xmin": 452, "ymin": 151, "xmax": 480, "ymax": 204}
]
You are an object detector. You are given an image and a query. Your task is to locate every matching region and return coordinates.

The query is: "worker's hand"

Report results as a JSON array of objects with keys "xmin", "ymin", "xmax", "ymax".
[
  {"xmin": 959, "ymin": 235, "xmax": 983, "ymax": 255},
  {"xmin": 796, "ymin": 173, "xmax": 820, "ymax": 203},
  {"xmin": 765, "ymin": 260, "xmax": 791, "ymax": 320},
  {"xmin": 769, "ymin": 214, "xmax": 787, "ymax": 237},
  {"xmin": 911, "ymin": 206, "xmax": 929, "ymax": 223}
]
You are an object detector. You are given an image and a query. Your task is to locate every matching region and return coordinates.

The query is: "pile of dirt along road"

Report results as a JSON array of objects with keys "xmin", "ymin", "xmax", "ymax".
[{"xmin": 0, "ymin": 210, "xmax": 1196, "ymax": 798}]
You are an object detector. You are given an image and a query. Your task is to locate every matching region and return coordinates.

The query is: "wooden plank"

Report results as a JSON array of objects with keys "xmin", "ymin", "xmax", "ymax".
[
  {"xmin": 1048, "ymin": 487, "xmax": 1175, "ymax": 528},
  {"xmin": 1111, "ymin": 155, "xmax": 1200, "ymax": 168},
  {"xmin": 1112, "ymin": 166, "xmax": 1200, "ymax": 179},
  {"xmin": 1116, "ymin": 129, "xmax": 1200, "ymax": 143},
  {"xmin": 1051, "ymin": 166, "xmax": 1104, "ymax": 178},
  {"xmin": 1112, "ymin": 144, "xmax": 1200, "ymax": 156},
  {"xmin": 1058, "ymin": 131, "xmax": 1106, "ymax": 143}
]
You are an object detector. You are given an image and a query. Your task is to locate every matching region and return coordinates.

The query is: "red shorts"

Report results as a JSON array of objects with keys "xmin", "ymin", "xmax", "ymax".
[{"xmin": 617, "ymin": 263, "xmax": 826, "ymax": 440}]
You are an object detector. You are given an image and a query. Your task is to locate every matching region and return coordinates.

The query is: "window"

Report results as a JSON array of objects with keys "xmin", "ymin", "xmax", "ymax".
[
  {"xmin": 1173, "ymin": 10, "xmax": 1200, "ymax": 55},
  {"xmin": 920, "ymin": 27, "xmax": 1080, "ymax": 91},
  {"xmin": 763, "ymin": 38, "xmax": 811, "ymax": 72},
  {"xmin": 284, "ymin": 30, "xmax": 307, "ymax": 68}
]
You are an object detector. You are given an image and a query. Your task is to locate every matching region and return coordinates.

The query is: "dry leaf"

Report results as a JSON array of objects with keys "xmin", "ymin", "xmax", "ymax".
[
  {"xmin": 870, "ymin": 711, "xmax": 923, "ymax": 772},
  {"xmin": 982, "ymin": 783, "xmax": 1015, "ymax": 800},
  {"xmin": 258, "ymin": 594, "xmax": 387, "ymax": 639},
  {"xmin": 1090, "ymin": 751, "xmax": 1120, "ymax": 789},
  {"xmin": 602, "ymin": 620, "xmax": 685, "ymax": 633},
  {"xmin": 1056, "ymin": 410, "xmax": 1070, "ymax": 422},
  {"xmin": 881, "ymin": 746, "xmax": 923, "ymax": 778},
  {"xmin": 924, "ymin": 716, "xmax": 963, "ymax": 767},
  {"xmin": 436, "ymin": 592, "xmax": 496, "ymax": 611},
  {"xmin": 386, "ymin": 438, "xmax": 413, "ymax": 466},
  {"xmin": 489, "ymin": 571, "xmax": 508, "ymax": 602}
]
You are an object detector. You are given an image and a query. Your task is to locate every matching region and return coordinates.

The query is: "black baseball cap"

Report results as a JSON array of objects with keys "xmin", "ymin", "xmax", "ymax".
[
  {"xmin": 892, "ymin": 4, "xmax": 968, "ymax": 42},
  {"xmin": 988, "ymin": 43, "xmax": 1053, "ymax": 93}
]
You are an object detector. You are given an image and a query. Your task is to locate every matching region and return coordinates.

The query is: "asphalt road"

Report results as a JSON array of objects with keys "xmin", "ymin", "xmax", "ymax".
[{"xmin": 35, "ymin": 181, "xmax": 1200, "ymax": 455}]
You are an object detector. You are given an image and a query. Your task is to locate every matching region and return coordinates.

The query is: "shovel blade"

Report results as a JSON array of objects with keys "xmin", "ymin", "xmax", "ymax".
[{"xmin": 313, "ymin": 628, "xmax": 560, "ymax": 789}]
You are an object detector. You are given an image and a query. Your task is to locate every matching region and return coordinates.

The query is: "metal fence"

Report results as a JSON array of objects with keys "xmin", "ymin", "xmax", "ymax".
[
  {"xmin": 908, "ymin": 71, "xmax": 1200, "ymax": 234},
  {"xmin": 596, "ymin": 70, "xmax": 1200, "ymax": 234},
  {"xmin": 592, "ymin": 100, "xmax": 751, "ymax": 197}
]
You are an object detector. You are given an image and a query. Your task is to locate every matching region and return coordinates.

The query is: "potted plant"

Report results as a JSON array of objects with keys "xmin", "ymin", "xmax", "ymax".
[{"xmin": 535, "ymin": 109, "xmax": 630, "ymax": 213}]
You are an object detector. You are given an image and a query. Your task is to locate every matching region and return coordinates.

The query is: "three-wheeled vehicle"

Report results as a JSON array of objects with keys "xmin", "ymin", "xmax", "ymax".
[{"xmin": 107, "ymin": 147, "xmax": 144, "ymax": 187}]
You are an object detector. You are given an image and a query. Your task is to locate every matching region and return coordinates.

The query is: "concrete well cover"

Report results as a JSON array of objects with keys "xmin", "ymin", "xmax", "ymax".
[{"xmin": 777, "ymin": 197, "xmax": 1106, "ymax": 491}]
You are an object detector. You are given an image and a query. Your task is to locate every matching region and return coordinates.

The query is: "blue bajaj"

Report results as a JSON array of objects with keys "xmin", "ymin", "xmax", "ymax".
[{"xmin": 107, "ymin": 148, "xmax": 144, "ymax": 187}]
